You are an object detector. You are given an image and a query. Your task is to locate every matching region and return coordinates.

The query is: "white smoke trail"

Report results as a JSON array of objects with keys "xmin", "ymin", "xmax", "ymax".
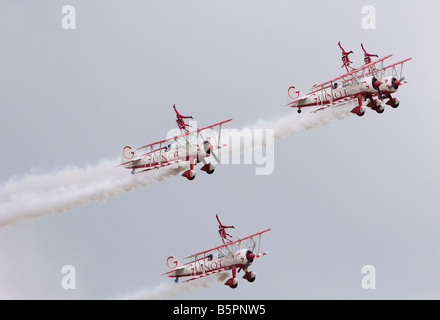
[
  {"xmin": 220, "ymin": 102, "xmax": 354, "ymax": 155},
  {"xmin": 0, "ymin": 105, "xmax": 353, "ymax": 228},
  {"xmin": 121, "ymin": 273, "xmax": 228, "ymax": 300},
  {"xmin": 251, "ymin": 103, "xmax": 354, "ymax": 140},
  {"xmin": 0, "ymin": 159, "xmax": 186, "ymax": 228}
]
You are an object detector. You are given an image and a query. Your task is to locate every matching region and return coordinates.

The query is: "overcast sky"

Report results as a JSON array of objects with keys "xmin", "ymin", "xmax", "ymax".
[{"xmin": 1, "ymin": 0, "xmax": 440, "ymax": 300}]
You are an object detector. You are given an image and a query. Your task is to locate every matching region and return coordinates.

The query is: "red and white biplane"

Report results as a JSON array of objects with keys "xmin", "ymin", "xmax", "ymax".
[
  {"xmin": 163, "ymin": 216, "xmax": 271, "ymax": 289},
  {"xmin": 287, "ymin": 42, "xmax": 412, "ymax": 116},
  {"xmin": 118, "ymin": 106, "xmax": 232, "ymax": 180}
]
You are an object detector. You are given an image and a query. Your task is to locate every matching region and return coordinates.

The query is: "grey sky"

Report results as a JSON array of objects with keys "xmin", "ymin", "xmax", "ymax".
[{"xmin": 1, "ymin": 0, "xmax": 439, "ymax": 299}]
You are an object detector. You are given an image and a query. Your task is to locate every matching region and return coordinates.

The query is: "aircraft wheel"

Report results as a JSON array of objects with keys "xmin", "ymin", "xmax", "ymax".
[
  {"xmin": 392, "ymin": 103, "xmax": 399, "ymax": 108},
  {"xmin": 230, "ymin": 283, "xmax": 238, "ymax": 289},
  {"xmin": 297, "ymin": 109, "xmax": 302, "ymax": 114},
  {"xmin": 187, "ymin": 176, "xmax": 195, "ymax": 181},
  {"xmin": 207, "ymin": 169, "xmax": 215, "ymax": 175},
  {"xmin": 247, "ymin": 276, "xmax": 256, "ymax": 283},
  {"xmin": 357, "ymin": 111, "xmax": 365, "ymax": 117},
  {"xmin": 376, "ymin": 108, "xmax": 384, "ymax": 114}
]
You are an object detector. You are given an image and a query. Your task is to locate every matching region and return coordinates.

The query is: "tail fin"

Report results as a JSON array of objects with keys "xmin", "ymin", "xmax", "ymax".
[
  {"xmin": 165, "ymin": 256, "xmax": 182, "ymax": 274},
  {"xmin": 287, "ymin": 85, "xmax": 305, "ymax": 105},
  {"xmin": 121, "ymin": 145, "xmax": 137, "ymax": 168}
]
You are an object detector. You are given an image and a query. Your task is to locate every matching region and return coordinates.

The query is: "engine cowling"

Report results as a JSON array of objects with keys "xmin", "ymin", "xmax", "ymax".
[
  {"xmin": 234, "ymin": 249, "xmax": 255, "ymax": 265},
  {"xmin": 360, "ymin": 76, "xmax": 383, "ymax": 94}
]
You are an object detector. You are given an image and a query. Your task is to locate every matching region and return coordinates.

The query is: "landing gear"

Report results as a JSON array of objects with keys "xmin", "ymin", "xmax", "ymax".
[
  {"xmin": 182, "ymin": 159, "xmax": 196, "ymax": 180},
  {"xmin": 182, "ymin": 169, "xmax": 196, "ymax": 180},
  {"xmin": 297, "ymin": 108, "xmax": 302, "ymax": 114},
  {"xmin": 242, "ymin": 270, "xmax": 256, "ymax": 283},
  {"xmin": 225, "ymin": 266, "xmax": 238, "ymax": 289},
  {"xmin": 244, "ymin": 273, "xmax": 256, "ymax": 282},
  {"xmin": 131, "ymin": 169, "xmax": 136, "ymax": 175},
  {"xmin": 390, "ymin": 98, "xmax": 400, "ymax": 108},
  {"xmin": 353, "ymin": 94, "xmax": 365, "ymax": 117},
  {"xmin": 385, "ymin": 95, "xmax": 400, "ymax": 109},
  {"xmin": 201, "ymin": 163, "xmax": 215, "ymax": 175}
]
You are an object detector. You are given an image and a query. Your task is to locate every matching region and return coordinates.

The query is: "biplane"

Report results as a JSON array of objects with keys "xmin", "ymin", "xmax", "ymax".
[
  {"xmin": 118, "ymin": 106, "xmax": 232, "ymax": 180},
  {"xmin": 163, "ymin": 216, "xmax": 271, "ymax": 289},
  {"xmin": 287, "ymin": 42, "xmax": 412, "ymax": 116}
]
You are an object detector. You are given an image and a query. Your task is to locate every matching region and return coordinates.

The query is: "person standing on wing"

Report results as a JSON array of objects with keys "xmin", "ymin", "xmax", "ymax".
[
  {"xmin": 173, "ymin": 104, "xmax": 193, "ymax": 132},
  {"xmin": 338, "ymin": 41, "xmax": 354, "ymax": 72},
  {"xmin": 361, "ymin": 43, "xmax": 379, "ymax": 65},
  {"xmin": 216, "ymin": 214, "xmax": 235, "ymax": 243}
]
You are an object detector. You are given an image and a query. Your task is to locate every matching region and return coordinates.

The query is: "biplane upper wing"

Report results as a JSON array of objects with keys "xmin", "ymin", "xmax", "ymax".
[
  {"xmin": 364, "ymin": 57, "xmax": 412, "ymax": 80},
  {"xmin": 136, "ymin": 118, "xmax": 233, "ymax": 151},
  {"xmin": 184, "ymin": 228, "xmax": 271, "ymax": 260},
  {"xmin": 312, "ymin": 54, "xmax": 393, "ymax": 89}
]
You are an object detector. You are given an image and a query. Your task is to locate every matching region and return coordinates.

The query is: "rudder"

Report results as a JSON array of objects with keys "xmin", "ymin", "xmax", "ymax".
[
  {"xmin": 165, "ymin": 256, "xmax": 182, "ymax": 273},
  {"xmin": 287, "ymin": 85, "xmax": 305, "ymax": 105},
  {"xmin": 121, "ymin": 145, "xmax": 137, "ymax": 168}
]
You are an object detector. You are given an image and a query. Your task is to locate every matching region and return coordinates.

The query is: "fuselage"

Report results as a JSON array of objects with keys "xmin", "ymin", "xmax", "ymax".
[
  {"xmin": 167, "ymin": 248, "xmax": 253, "ymax": 279},
  {"xmin": 123, "ymin": 143, "xmax": 209, "ymax": 170},
  {"xmin": 291, "ymin": 75, "xmax": 400, "ymax": 109}
]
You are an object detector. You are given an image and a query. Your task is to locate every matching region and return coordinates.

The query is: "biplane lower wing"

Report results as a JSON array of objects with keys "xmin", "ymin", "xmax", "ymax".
[
  {"xmin": 184, "ymin": 268, "xmax": 230, "ymax": 282},
  {"xmin": 117, "ymin": 157, "xmax": 143, "ymax": 168},
  {"xmin": 137, "ymin": 159, "xmax": 185, "ymax": 173},
  {"xmin": 286, "ymin": 95, "xmax": 308, "ymax": 107},
  {"xmin": 312, "ymin": 97, "xmax": 358, "ymax": 113},
  {"xmin": 255, "ymin": 252, "xmax": 268, "ymax": 259}
]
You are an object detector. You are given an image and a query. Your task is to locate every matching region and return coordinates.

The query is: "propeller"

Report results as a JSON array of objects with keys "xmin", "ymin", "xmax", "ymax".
[
  {"xmin": 239, "ymin": 250, "xmax": 255, "ymax": 272},
  {"xmin": 246, "ymin": 251, "xmax": 255, "ymax": 264},
  {"xmin": 372, "ymin": 77, "xmax": 384, "ymax": 100},
  {"xmin": 391, "ymin": 78, "xmax": 401, "ymax": 90},
  {"xmin": 245, "ymin": 240, "xmax": 257, "ymax": 269},
  {"xmin": 203, "ymin": 140, "xmax": 220, "ymax": 163}
]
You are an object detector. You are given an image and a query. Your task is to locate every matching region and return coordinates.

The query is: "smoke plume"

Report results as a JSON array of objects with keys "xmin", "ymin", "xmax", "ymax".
[{"xmin": 0, "ymin": 105, "xmax": 352, "ymax": 228}]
